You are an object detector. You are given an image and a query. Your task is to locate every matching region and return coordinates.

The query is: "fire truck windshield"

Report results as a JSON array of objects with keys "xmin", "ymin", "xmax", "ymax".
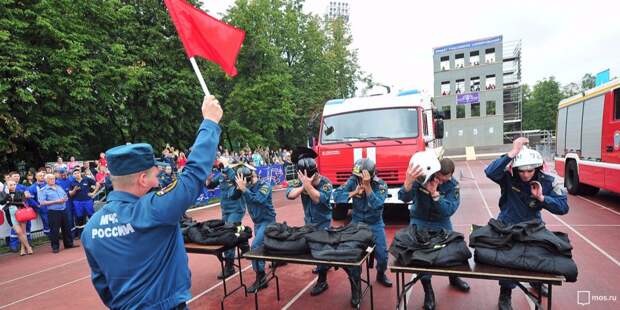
[{"xmin": 321, "ymin": 107, "xmax": 419, "ymax": 144}]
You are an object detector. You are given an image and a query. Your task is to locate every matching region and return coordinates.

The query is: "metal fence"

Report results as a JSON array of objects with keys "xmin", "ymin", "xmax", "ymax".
[{"xmin": 504, "ymin": 129, "xmax": 556, "ymax": 161}]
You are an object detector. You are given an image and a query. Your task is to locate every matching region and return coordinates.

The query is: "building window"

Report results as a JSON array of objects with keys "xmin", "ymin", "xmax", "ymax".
[
  {"xmin": 470, "ymin": 76, "xmax": 480, "ymax": 92},
  {"xmin": 470, "ymin": 51, "xmax": 480, "ymax": 66},
  {"xmin": 455, "ymin": 54, "xmax": 464, "ymax": 69},
  {"xmin": 486, "ymin": 100, "xmax": 496, "ymax": 116},
  {"xmin": 457, "ymin": 105, "xmax": 466, "ymax": 118},
  {"xmin": 485, "ymin": 48, "xmax": 495, "ymax": 63},
  {"xmin": 471, "ymin": 102, "xmax": 480, "ymax": 117},
  {"xmin": 615, "ymin": 89, "xmax": 620, "ymax": 120},
  {"xmin": 441, "ymin": 105, "xmax": 451, "ymax": 119},
  {"xmin": 440, "ymin": 56, "xmax": 449, "ymax": 71},
  {"xmin": 441, "ymin": 81, "xmax": 451, "ymax": 96},
  {"xmin": 485, "ymin": 75, "xmax": 496, "ymax": 90},
  {"xmin": 455, "ymin": 79, "xmax": 464, "ymax": 94}
]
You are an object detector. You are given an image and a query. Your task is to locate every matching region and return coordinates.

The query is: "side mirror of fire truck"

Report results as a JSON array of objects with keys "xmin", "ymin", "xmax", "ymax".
[{"xmin": 434, "ymin": 119, "xmax": 444, "ymax": 139}]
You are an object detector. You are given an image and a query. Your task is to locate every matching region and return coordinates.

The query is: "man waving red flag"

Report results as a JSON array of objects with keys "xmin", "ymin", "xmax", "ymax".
[{"xmin": 164, "ymin": 0, "xmax": 245, "ymax": 77}]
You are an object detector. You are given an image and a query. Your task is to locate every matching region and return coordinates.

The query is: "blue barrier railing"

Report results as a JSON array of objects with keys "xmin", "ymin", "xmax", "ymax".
[{"xmin": 194, "ymin": 164, "xmax": 286, "ymax": 206}]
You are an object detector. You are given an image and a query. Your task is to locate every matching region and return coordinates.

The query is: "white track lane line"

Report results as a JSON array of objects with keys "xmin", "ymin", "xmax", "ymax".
[
  {"xmin": 0, "ymin": 275, "xmax": 90, "ymax": 309},
  {"xmin": 465, "ymin": 161, "xmax": 494, "ymax": 218},
  {"xmin": 576, "ymin": 195, "xmax": 620, "ymax": 217},
  {"xmin": 281, "ymin": 278, "xmax": 317, "ymax": 310},
  {"xmin": 187, "ymin": 265, "xmax": 253, "ymax": 304},
  {"xmin": 549, "ymin": 214, "xmax": 620, "ymax": 267},
  {"xmin": 0, "ymin": 258, "xmax": 86, "ymax": 287}
]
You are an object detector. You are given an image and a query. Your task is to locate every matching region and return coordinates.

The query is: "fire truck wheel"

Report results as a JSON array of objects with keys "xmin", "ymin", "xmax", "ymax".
[{"xmin": 565, "ymin": 160, "xmax": 599, "ymax": 196}]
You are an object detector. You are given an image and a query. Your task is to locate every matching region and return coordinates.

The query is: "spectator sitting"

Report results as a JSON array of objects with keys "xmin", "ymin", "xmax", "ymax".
[{"xmin": 1, "ymin": 180, "xmax": 34, "ymax": 256}]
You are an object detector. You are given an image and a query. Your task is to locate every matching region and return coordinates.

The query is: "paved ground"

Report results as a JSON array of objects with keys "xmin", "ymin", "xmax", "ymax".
[{"xmin": 1, "ymin": 160, "xmax": 619, "ymax": 310}]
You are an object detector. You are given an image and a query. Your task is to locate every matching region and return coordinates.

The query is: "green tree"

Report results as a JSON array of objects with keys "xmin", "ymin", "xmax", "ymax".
[
  {"xmin": 522, "ymin": 77, "xmax": 562, "ymax": 130},
  {"xmin": 0, "ymin": 0, "xmax": 363, "ymax": 170},
  {"xmin": 581, "ymin": 73, "xmax": 596, "ymax": 91}
]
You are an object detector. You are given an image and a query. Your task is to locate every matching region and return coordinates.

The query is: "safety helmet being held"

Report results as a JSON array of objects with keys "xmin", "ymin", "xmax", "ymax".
[
  {"xmin": 409, "ymin": 149, "xmax": 441, "ymax": 184},
  {"xmin": 352, "ymin": 158, "xmax": 376, "ymax": 178},
  {"xmin": 236, "ymin": 165, "xmax": 254, "ymax": 184},
  {"xmin": 512, "ymin": 146, "xmax": 543, "ymax": 171},
  {"xmin": 291, "ymin": 147, "xmax": 318, "ymax": 177},
  {"xmin": 297, "ymin": 158, "xmax": 317, "ymax": 177}
]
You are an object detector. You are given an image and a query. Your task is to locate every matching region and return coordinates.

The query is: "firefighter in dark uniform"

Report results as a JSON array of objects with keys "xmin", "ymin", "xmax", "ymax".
[
  {"xmin": 206, "ymin": 158, "xmax": 246, "ymax": 279},
  {"xmin": 334, "ymin": 158, "xmax": 392, "ymax": 307},
  {"xmin": 398, "ymin": 150, "xmax": 470, "ymax": 310},
  {"xmin": 485, "ymin": 137, "xmax": 569, "ymax": 310},
  {"xmin": 81, "ymin": 96, "xmax": 222, "ymax": 309},
  {"xmin": 235, "ymin": 165, "xmax": 277, "ymax": 293},
  {"xmin": 286, "ymin": 147, "xmax": 333, "ymax": 296}
]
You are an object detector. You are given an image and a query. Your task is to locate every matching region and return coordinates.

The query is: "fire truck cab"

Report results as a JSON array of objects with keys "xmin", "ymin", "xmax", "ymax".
[{"xmin": 314, "ymin": 89, "xmax": 443, "ymax": 220}]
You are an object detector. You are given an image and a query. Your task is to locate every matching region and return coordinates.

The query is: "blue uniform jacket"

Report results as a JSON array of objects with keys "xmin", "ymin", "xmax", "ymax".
[
  {"xmin": 398, "ymin": 178, "xmax": 460, "ymax": 230},
  {"xmin": 333, "ymin": 176, "xmax": 387, "ymax": 225},
  {"xmin": 27, "ymin": 181, "xmax": 47, "ymax": 208},
  {"xmin": 485, "ymin": 154, "xmax": 569, "ymax": 224},
  {"xmin": 208, "ymin": 167, "xmax": 245, "ymax": 214},
  {"xmin": 243, "ymin": 179, "xmax": 276, "ymax": 224},
  {"xmin": 81, "ymin": 119, "xmax": 220, "ymax": 310},
  {"xmin": 286, "ymin": 176, "xmax": 333, "ymax": 228}
]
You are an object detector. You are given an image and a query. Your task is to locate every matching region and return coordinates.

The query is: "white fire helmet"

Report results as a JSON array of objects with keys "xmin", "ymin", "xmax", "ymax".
[
  {"xmin": 409, "ymin": 149, "xmax": 441, "ymax": 184},
  {"xmin": 512, "ymin": 146, "xmax": 543, "ymax": 171}
]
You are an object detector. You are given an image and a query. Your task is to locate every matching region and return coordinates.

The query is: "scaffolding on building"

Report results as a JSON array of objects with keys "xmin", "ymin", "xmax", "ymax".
[{"xmin": 502, "ymin": 39, "xmax": 522, "ymax": 142}]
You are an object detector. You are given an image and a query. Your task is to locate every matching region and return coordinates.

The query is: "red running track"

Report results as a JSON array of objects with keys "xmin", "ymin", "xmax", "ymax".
[{"xmin": 0, "ymin": 160, "xmax": 619, "ymax": 309}]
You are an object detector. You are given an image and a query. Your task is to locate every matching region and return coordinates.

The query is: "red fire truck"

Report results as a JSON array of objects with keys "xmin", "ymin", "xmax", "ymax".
[
  {"xmin": 555, "ymin": 78, "xmax": 620, "ymax": 195},
  {"xmin": 313, "ymin": 89, "xmax": 444, "ymax": 220}
]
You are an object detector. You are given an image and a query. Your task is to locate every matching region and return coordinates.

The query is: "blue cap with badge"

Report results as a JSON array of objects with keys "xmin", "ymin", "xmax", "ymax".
[{"xmin": 106, "ymin": 143, "xmax": 156, "ymax": 176}]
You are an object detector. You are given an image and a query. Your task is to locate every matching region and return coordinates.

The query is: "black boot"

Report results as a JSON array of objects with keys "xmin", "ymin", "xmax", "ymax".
[
  {"xmin": 349, "ymin": 276, "xmax": 361, "ymax": 308},
  {"xmin": 310, "ymin": 270, "xmax": 329, "ymax": 296},
  {"xmin": 247, "ymin": 271, "xmax": 268, "ymax": 293},
  {"xmin": 376, "ymin": 272, "xmax": 392, "ymax": 287},
  {"xmin": 421, "ymin": 278, "xmax": 436, "ymax": 310},
  {"xmin": 217, "ymin": 258, "xmax": 235, "ymax": 280},
  {"xmin": 498, "ymin": 287, "xmax": 513, "ymax": 310},
  {"xmin": 449, "ymin": 276, "xmax": 470, "ymax": 292},
  {"xmin": 530, "ymin": 282, "xmax": 548, "ymax": 297}
]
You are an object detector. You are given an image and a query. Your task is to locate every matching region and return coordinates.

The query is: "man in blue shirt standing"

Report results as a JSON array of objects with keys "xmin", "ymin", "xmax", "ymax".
[
  {"xmin": 29, "ymin": 171, "xmax": 50, "ymax": 236},
  {"xmin": 69, "ymin": 168, "xmax": 100, "ymax": 237},
  {"xmin": 39, "ymin": 173, "xmax": 76, "ymax": 253},
  {"xmin": 81, "ymin": 96, "xmax": 222, "ymax": 309},
  {"xmin": 55, "ymin": 167, "xmax": 77, "ymax": 239}
]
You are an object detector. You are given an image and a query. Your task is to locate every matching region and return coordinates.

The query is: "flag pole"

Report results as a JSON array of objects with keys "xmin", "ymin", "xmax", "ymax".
[{"xmin": 189, "ymin": 57, "xmax": 211, "ymax": 97}]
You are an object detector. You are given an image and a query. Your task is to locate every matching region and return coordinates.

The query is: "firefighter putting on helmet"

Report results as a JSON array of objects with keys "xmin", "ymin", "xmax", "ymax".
[{"xmin": 485, "ymin": 137, "xmax": 569, "ymax": 310}]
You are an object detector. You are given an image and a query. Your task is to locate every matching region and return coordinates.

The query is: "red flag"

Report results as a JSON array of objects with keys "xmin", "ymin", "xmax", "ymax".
[{"xmin": 164, "ymin": 0, "xmax": 245, "ymax": 77}]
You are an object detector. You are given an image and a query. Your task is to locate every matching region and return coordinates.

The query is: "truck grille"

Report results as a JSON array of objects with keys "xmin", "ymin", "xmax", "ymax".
[
  {"xmin": 377, "ymin": 170, "xmax": 399, "ymax": 182},
  {"xmin": 336, "ymin": 171, "xmax": 352, "ymax": 183},
  {"xmin": 334, "ymin": 170, "xmax": 400, "ymax": 183}
]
